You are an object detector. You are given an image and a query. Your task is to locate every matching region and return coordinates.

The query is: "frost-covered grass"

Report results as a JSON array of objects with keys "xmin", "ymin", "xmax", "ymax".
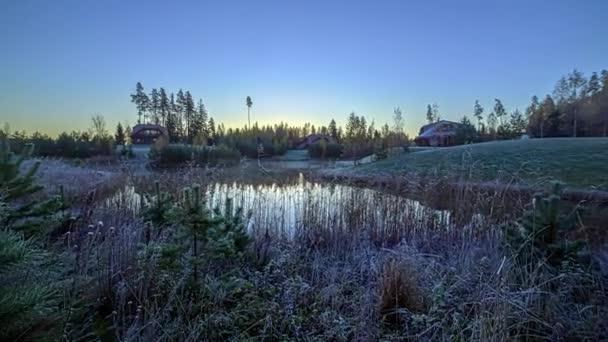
[
  {"xmin": 33, "ymin": 167, "xmax": 607, "ymax": 341},
  {"xmin": 357, "ymin": 138, "xmax": 608, "ymax": 190}
]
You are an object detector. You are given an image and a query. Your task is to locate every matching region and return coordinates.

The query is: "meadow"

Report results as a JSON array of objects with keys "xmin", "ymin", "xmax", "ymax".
[
  {"xmin": 355, "ymin": 138, "xmax": 608, "ymax": 191},
  {"xmin": 2, "ymin": 135, "xmax": 608, "ymax": 340}
]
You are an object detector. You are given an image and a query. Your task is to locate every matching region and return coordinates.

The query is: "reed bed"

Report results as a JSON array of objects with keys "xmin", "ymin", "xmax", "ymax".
[{"xmin": 47, "ymin": 165, "xmax": 607, "ymax": 341}]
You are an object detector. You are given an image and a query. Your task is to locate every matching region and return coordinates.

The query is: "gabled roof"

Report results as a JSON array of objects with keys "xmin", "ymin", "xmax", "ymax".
[
  {"xmin": 131, "ymin": 124, "xmax": 168, "ymax": 136},
  {"xmin": 417, "ymin": 120, "xmax": 462, "ymax": 139}
]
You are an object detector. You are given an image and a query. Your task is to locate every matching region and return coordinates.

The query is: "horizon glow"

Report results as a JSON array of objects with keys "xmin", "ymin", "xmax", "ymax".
[{"xmin": 1, "ymin": 0, "xmax": 607, "ymax": 137}]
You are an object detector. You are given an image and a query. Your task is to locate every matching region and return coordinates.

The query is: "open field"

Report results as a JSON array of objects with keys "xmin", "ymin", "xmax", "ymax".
[{"xmin": 355, "ymin": 138, "xmax": 608, "ymax": 191}]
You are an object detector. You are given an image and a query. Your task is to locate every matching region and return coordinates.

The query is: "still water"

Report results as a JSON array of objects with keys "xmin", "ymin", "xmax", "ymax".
[{"xmin": 108, "ymin": 174, "xmax": 464, "ymax": 238}]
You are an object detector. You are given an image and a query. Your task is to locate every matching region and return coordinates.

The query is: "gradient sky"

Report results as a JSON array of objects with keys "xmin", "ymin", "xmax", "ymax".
[{"xmin": 1, "ymin": 0, "xmax": 607, "ymax": 137}]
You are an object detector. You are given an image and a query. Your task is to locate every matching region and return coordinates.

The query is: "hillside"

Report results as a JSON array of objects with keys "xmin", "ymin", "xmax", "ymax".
[{"xmin": 355, "ymin": 138, "xmax": 608, "ymax": 190}]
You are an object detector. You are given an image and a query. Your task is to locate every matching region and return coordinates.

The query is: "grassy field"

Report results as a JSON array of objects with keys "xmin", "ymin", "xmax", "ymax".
[{"xmin": 357, "ymin": 138, "xmax": 608, "ymax": 190}]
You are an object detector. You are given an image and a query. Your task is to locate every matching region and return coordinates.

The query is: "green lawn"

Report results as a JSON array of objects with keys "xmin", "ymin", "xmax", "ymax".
[{"xmin": 357, "ymin": 138, "xmax": 608, "ymax": 190}]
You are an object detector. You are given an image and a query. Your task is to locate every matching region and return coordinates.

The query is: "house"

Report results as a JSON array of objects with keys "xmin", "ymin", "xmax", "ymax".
[
  {"xmin": 414, "ymin": 120, "xmax": 462, "ymax": 147},
  {"xmin": 296, "ymin": 134, "xmax": 336, "ymax": 149},
  {"xmin": 130, "ymin": 124, "xmax": 168, "ymax": 145}
]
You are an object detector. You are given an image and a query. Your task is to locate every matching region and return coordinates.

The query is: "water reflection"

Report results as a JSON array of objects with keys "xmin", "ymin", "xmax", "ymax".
[{"xmin": 107, "ymin": 174, "xmax": 455, "ymax": 237}]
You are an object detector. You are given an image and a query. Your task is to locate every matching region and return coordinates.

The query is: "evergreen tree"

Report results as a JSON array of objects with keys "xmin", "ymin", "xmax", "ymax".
[
  {"xmin": 175, "ymin": 90, "xmax": 186, "ymax": 141},
  {"xmin": 159, "ymin": 88, "xmax": 170, "ymax": 127},
  {"xmin": 487, "ymin": 112, "xmax": 497, "ymax": 138},
  {"xmin": 166, "ymin": 93, "xmax": 178, "ymax": 143},
  {"xmin": 0, "ymin": 134, "xmax": 62, "ymax": 339},
  {"xmin": 432, "ymin": 103, "xmax": 440, "ymax": 122},
  {"xmin": 184, "ymin": 91, "xmax": 196, "ymax": 142},
  {"xmin": 328, "ymin": 119, "xmax": 338, "ymax": 140},
  {"xmin": 149, "ymin": 88, "xmax": 160, "ymax": 125},
  {"xmin": 125, "ymin": 124, "xmax": 132, "ymax": 145},
  {"xmin": 114, "ymin": 122, "xmax": 126, "ymax": 146},
  {"xmin": 473, "ymin": 100, "xmax": 484, "ymax": 131},
  {"xmin": 455, "ymin": 115, "xmax": 477, "ymax": 144},
  {"xmin": 194, "ymin": 99, "xmax": 209, "ymax": 141},
  {"xmin": 494, "ymin": 98, "xmax": 507, "ymax": 125},
  {"xmin": 246, "ymin": 96, "xmax": 253, "ymax": 129},
  {"xmin": 526, "ymin": 95, "xmax": 543, "ymax": 137},
  {"xmin": 130, "ymin": 82, "xmax": 149, "ymax": 124},
  {"xmin": 208, "ymin": 117, "xmax": 216, "ymax": 141},
  {"xmin": 509, "ymin": 109, "xmax": 527, "ymax": 136},
  {"xmin": 426, "ymin": 104, "xmax": 434, "ymax": 124}
]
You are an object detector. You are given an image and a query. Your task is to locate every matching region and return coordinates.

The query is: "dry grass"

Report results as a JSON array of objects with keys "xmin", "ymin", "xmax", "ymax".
[
  {"xmin": 377, "ymin": 258, "xmax": 426, "ymax": 326},
  {"xmin": 23, "ymin": 162, "xmax": 608, "ymax": 340}
]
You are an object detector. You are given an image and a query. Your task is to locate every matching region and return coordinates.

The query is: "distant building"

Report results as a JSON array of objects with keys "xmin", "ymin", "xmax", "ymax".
[
  {"xmin": 296, "ymin": 134, "xmax": 336, "ymax": 149},
  {"xmin": 130, "ymin": 124, "xmax": 168, "ymax": 145},
  {"xmin": 414, "ymin": 120, "xmax": 462, "ymax": 147}
]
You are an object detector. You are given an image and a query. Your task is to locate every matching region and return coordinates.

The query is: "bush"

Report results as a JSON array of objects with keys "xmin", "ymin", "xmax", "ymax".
[
  {"xmin": 377, "ymin": 258, "xmax": 426, "ymax": 326},
  {"xmin": 150, "ymin": 143, "xmax": 241, "ymax": 165},
  {"xmin": 308, "ymin": 141, "xmax": 343, "ymax": 159},
  {"xmin": 5, "ymin": 131, "xmax": 115, "ymax": 159}
]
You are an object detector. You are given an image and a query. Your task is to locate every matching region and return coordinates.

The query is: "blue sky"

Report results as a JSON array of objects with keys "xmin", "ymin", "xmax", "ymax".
[{"xmin": 1, "ymin": 0, "xmax": 607, "ymax": 136}]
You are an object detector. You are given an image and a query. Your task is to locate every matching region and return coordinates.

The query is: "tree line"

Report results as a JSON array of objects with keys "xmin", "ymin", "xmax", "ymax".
[
  {"xmin": 420, "ymin": 69, "xmax": 608, "ymax": 143},
  {"xmin": 131, "ymin": 82, "xmax": 211, "ymax": 144}
]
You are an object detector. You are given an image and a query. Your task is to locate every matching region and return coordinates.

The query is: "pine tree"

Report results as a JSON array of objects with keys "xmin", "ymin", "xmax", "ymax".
[
  {"xmin": 432, "ymin": 103, "xmax": 440, "ymax": 122},
  {"xmin": 504, "ymin": 183, "xmax": 588, "ymax": 267},
  {"xmin": 178, "ymin": 185, "xmax": 216, "ymax": 285},
  {"xmin": 166, "ymin": 93, "xmax": 178, "ymax": 143},
  {"xmin": 184, "ymin": 91, "xmax": 196, "ymax": 142},
  {"xmin": 0, "ymin": 133, "xmax": 62, "ymax": 339},
  {"xmin": 149, "ymin": 88, "xmax": 160, "ymax": 125},
  {"xmin": 208, "ymin": 117, "xmax": 216, "ymax": 141},
  {"xmin": 246, "ymin": 96, "xmax": 253, "ymax": 129},
  {"xmin": 130, "ymin": 82, "xmax": 149, "ymax": 124},
  {"xmin": 159, "ymin": 88, "xmax": 170, "ymax": 127},
  {"xmin": 328, "ymin": 119, "xmax": 338, "ymax": 140},
  {"xmin": 509, "ymin": 109, "xmax": 527, "ymax": 135},
  {"xmin": 190, "ymin": 99, "xmax": 208, "ymax": 145},
  {"xmin": 426, "ymin": 104, "xmax": 434, "ymax": 124},
  {"xmin": 114, "ymin": 122, "xmax": 126, "ymax": 146},
  {"xmin": 474, "ymin": 100, "xmax": 484, "ymax": 131}
]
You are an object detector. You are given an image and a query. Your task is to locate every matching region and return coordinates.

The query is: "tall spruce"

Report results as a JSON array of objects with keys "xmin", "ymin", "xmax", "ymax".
[
  {"xmin": 328, "ymin": 119, "xmax": 338, "ymax": 141},
  {"xmin": 149, "ymin": 88, "xmax": 160, "ymax": 125},
  {"xmin": 130, "ymin": 82, "xmax": 149, "ymax": 124},
  {"xmin": 166, "ymin": 93, "xmax": 178, "ymax": 142},
  {"xmin": 114, "ymin": 122, "xmax": 126, "ymax": 145},
  {"xmin": 159, "ymin": 88, "xmax": 170, "ymax": 127},
  {"xmin": 474, "ymin": 100, "xmax": 484, "ymax": 131},
  {"xmin": 184, "ymin": 91, "xmax": 196, "ymax": 142}
]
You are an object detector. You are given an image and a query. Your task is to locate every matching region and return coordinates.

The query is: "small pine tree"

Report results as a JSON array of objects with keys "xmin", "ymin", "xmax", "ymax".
[
  {"xmin": 208, "ymin": 198, "xmax": 251, "ymax": 260},
  {"xmin": 114, "ymin": 122, "xmax": 126, "ymax": 146},
  {"xmin": 177, "ymin": 185, "xmax": 218, "ymax": 286},
  {"xmin": 504, "ymin": 182, "xmax": 588, "ymax": 267},
  {"xmin": 140, "ymin": 181, "xmax": 175, "ymax": 228},
  {"xmin": 0, "ymin": 133, "xmax": 61, "ymax": 339}
]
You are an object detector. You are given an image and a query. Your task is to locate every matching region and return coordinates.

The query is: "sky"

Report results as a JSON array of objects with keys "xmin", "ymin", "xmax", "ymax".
[{"xmin": 1, "ymin": 0, "xmax": 607, "ymax": 137}]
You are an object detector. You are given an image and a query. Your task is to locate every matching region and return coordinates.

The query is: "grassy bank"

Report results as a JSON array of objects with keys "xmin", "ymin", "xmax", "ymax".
[
  {"xmin": 354, "ymin": 138, "xmax": 608, "ymax": 190},
  {"xmin": 3, "ymin": 147, "xmax": 607, "ymax": 340}
]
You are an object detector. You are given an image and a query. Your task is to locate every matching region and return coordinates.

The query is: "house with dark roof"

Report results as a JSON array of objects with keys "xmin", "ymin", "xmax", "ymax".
[
  {"xmin": 130, "ymin": 124, "xmax": 168, "ymax": 145},
  {"xmin": 414, "ymin": 120, "xmax": 462, "ymax": 147},
  {"xmin": 296, "ymin": 134, "xmax": 336, "ymax": 149}
]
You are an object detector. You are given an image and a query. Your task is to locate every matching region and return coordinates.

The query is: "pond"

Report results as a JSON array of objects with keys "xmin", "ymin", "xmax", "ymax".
[{"xmin": 106, "ymin": 173, "xmax": 479, "ymax": 241}]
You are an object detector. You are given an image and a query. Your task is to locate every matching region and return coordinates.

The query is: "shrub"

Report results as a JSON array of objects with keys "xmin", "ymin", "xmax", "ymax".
[
  {"xmin": 150, "ymin": 143, "xmax": 241, "ymax": 166},
  {"xmin": 308, "ymin": 141, "xmax": 343, "ymax": 159},
  {"xmin": 377, "ymin": 258, "xmax": 426, "ymax": 326},
  {"xmin": 503, "ymin": 182, "xmax": 589, "ymax": 267}
]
